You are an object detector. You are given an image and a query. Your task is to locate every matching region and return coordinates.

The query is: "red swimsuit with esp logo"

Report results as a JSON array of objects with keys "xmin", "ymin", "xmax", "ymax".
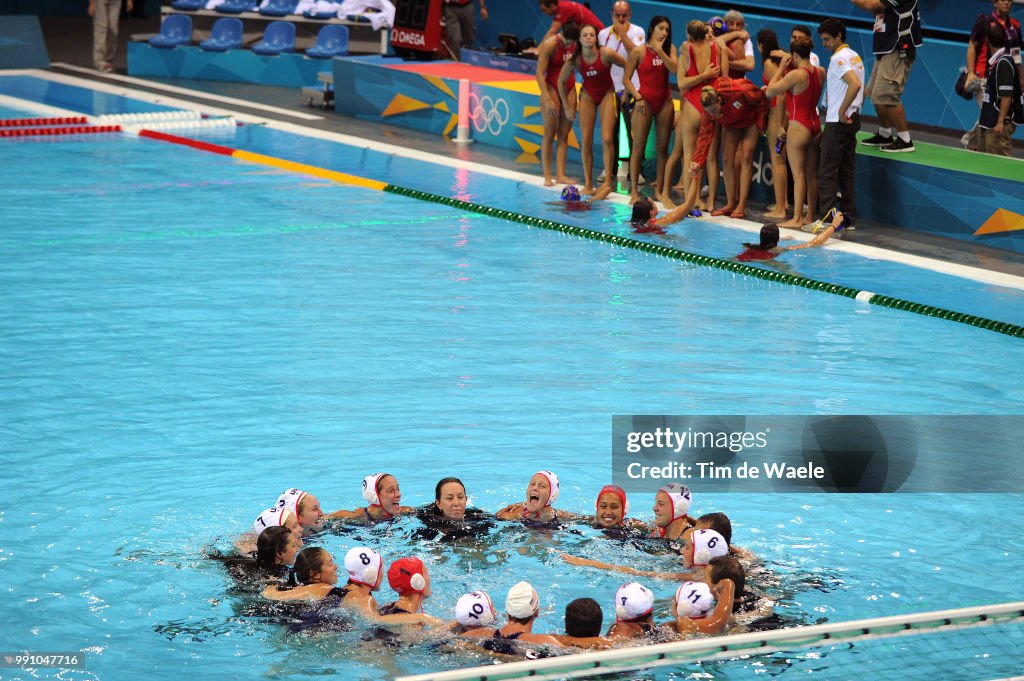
[
  {"xmin": 683, "ymin": 41, "xmax": 720, "ymax": 113},
  {"xmin": 637, "ymin": 46, "xmax": 670, "ymax": 113},
  {"xmin": 579, "ymin": 50, "xmax": 613, "ymax": 103},
  {"xmin": 545, "ymin": 37, "xmax": 577, "ymax": 95},
  {"xmin": 786, "ymin": 65, "xmax": 822, "ymax": 137}
]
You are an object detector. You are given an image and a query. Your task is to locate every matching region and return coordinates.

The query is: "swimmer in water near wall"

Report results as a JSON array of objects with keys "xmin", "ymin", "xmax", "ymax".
[{"xmin": 737, "ymin": 209, "xmax": 849, "ymax": 261}]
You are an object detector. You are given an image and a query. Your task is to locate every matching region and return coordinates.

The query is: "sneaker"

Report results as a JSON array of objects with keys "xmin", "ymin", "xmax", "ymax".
[
  {"xmin": 860, "ymin": 133, "xmax": 892, "ymax": 147},
  {"xmin": 880, "ymin": 137, "xmax": 915, "ymax": 153}
]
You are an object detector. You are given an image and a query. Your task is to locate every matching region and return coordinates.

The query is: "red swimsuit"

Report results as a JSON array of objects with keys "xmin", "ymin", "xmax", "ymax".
[
  {"xmin": 786, "ymin": 66, "xmax": 822, "ymax": 137},
  {"xmin": 579, "ymin": 49, "xmax": 613, "ymax": 103},
  {"xmin": 636, "ymin": 46, "xmax": 670, "ymax": 114},
  {"xmin": 545, "ymin": 36, "xmax": 577, "ymax": 95},
  {"xmin": 683, "ymin": 41, "xmax": 719, "ymax": 113}
]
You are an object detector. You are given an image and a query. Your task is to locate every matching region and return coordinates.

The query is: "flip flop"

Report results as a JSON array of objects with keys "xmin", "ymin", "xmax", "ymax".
[
  {"xmin": 710, "ymin": 207, "xmax": 733, "ymax": 217},
  {"xmin": 730, "ymin": 209, "xmax": 746, "ymax": 219}
]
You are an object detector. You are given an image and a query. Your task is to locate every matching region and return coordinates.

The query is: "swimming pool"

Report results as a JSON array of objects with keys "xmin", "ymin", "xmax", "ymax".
[{"xmin": 1, "ymin": 73, "xmax": 1022, "ymax": 681}]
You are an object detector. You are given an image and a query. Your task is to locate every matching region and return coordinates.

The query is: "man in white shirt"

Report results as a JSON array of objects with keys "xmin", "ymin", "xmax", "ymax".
[
  {"xmin": 598, "ymin": 1, "xmax": 644, "ymax": 177},
  {"xmin": 817, "ymin": 17, "xmax": 864, "ymax": 227}
]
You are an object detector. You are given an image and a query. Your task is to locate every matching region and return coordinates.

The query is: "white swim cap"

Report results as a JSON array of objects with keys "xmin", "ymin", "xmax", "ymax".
[
  {"xmin": 675, "ymin": 581, "xmax": 715, "ymax": 619},
  {"xmin": 455, "ymin": 591, "xmax": 496, "ymax": 627},
  {"xmin": 658, "ymin": 483, "xmax": 692, "ymax": 521},
  {"xmin": 276, "ymin": 488, "xmax": 307, "ymax": 516},
  {"xmin": 535, "ymin": 470, "xmax": 560, "ymax": 506},
  {"xmin": 505, "ymin": 581, "xmax": 540, "ymax": 619},
  {"xmin": 362, "ymin": 473, "xmax": 388, "ymax": 505},
  {"xmin": 252, "ymin": 506, "xmax": 296, "ymax": 534},
  {"xmin": 689, "ymin": 528, "xmax": 729, "ymax": 566},
  {"xmin": 344, "ymin": 546, "xmax": 383, "ymax": 588},
  {"xmin": 614, "ymin": 582, "xmax": 654, "ymax": 621}
]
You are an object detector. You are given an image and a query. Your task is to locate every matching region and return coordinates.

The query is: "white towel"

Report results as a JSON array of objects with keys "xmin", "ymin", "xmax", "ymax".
[{"xmin": 339, "ymin": 0, "xmax": 395, "ymax": 30}]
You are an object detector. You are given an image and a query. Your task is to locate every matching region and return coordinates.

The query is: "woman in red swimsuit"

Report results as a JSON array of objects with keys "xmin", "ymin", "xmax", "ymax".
[
  {"xmin": 536, "ymin": 22, "xmax": 581, "ymax": 187},
  {"xmin": 766, "ymin": 36, "xmax": 824, "ymax": 229},
  {"xmin": 663, "ymin": 20, "xmax": 728, "ymax": 211},
  {"xmin": 757, "ymin": 28, "xmax": 788, "ymax": 220},
  {"xmin": 559, "ymin": 23, "xmax": 625, "ymax": 201},
  {"xmin": 622, "ymin": 15, "xmax": 677, "ymax": 204}
]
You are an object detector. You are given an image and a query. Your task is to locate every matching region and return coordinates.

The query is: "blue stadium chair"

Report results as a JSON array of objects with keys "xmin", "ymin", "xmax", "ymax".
[
  {"xmin": 305, "ymin": 24, "xmax": 348, "ymax": 58},
  {"xmin": 170, "ymin": 0, "xmax": 205, "ymax": 10},
  {"xmin": 199, "ymin": 18, "xmax": 243, "ymax": 51},
  {"xmin": 251, "ymin": 21, "xmax": 296, "ymax": 55},
  {"xmin": 148, "ymin": 14, "xmax": 192, "ymax": 49},
  {"xmin": 215, "ymin": 0, "xmax": 257, "ymax": 14},
  {"xmin": 259, "ymin": 0, "xmax": 299, "ymax": 17}
]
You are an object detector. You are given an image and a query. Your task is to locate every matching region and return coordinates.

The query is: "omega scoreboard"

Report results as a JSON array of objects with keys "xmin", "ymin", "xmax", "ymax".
[{"xmin": 390, "ymin": 0, "xmax": 445, "ymax": 57}]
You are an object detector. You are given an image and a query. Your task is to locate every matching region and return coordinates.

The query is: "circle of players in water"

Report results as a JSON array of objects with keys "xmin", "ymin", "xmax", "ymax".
[{"xmin": 214, "ymin": 471, "xmax": 787, "ymax": 658}]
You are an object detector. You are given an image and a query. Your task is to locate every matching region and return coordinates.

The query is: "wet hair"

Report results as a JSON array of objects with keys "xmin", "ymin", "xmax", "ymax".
[
  {"xmin": 647, "ymin": 16, "xmax": 673, "ymax": 48},
  {"xmin": 289, "ymin": 547, "xmax": 328, "ymax": 586},
  {"xmin": 697, "ymin": 512, "xmax": 733, "ymax": 545},
  {"xmin": 540, "ymin": 0, "xmax": 558, "ymax": 7},
  {"xmin": 790, "ymin": 36, "xmax": 813, "ymax": 60},
  {"xmin": 565, "ymin": 598, "xmax": 603, "ymax": 637},
  {"xmin": 434, "ymin": 477, "xmax": 465, "ymax": 501},
  {"xmin": 570, "ymin": 23, "xmax": 598, "ymax": 67},
  {"xmin": 708, "ymin": 555, "xmax": 746, "ymax": 595},
  {"xmin": 757, "ymin": 28, "xmax": 781, "ymax": 65},
  {"xmin": 792, "ymin": 24, "xmax": 813, "ymax": 40},
  {"xmin": 432, "ymin": 477, "xmax": 466, "ymax": 516},
  {"xmin": 256, "ymin": 526, "xmax": 293, "ymax": 570},
  {"xmin": 700, "ymin": 85, "xmax": 722, "ymax": 109},
  {"xmin": 631, "ymin": 197, "xmax": 655, "ymax": 224},
  {"xmin": 818, "ymin": 18, "xmax": 846, "ymax": 43},
  {"xmin": 988, "ymin": 22, "xmax": 1008, "ymax": 48},
  {"xmin": 686, "ymin": 19, "xmax": 707, "ymax": 42},
  {"xmin": 508, "ymin": 613, "xmax": 536, "ymax": 625},
  {"xmin": 743, "ymin": 224, "xmax": 780, "ymax": 251},
  {"xmin": 561, "ymin": 20, "xmax": 581, "ymax": 44}
]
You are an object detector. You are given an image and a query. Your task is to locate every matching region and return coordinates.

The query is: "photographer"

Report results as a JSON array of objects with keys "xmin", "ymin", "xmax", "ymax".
[{"xmin": 852, "ymin": 0, "xmax": 922, "ymax": 153}]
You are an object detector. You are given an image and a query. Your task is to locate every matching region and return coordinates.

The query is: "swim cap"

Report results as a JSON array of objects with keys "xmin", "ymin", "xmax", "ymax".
[
  {"xmin": 455, "ymin": 591, "xmax": 496, "ymax": 626},
  {"xmin": 276, "ymin": 488, "xmax": 307, "ymax": 515},
  {"xmin": 505, "ymin": 581, "xmax": 540, "ymax": 619},
  {"xmin": 362, "ymin": 473, "xmax": 388, "ymax": 505},
  {"xmin": 614, "ymin": 582, "xmax": 654, "ymax": 621},
  {"xmin": 344, "ymin": 546, "xmax": 384, "ymax": 588},
  {"xmin": 689, "ymin": 528, "xmax": 729, "ymax": 566},
  {"xmin": 387, "ymin": 556, "xmax": 427, "ymax": 595},
  {"xmin": 561, "ymin": 185, "xmax": 581, "ymax": 202},
  {"xmin": 674, "ymin": 581, "xmax": 715, "ymax": 619},
  {"xmin": 535, "ymin": 470, "xmax": 560, "ymax": 506},
  {"xmin": 596, "ymin": 485, "xmax": 629, "ymax": 519},
  {"xmin": 252, "ymin": 507, "xmax": 296, "ymax": 534},
  {"xmin": 658, "ymin": 483, "xmax": 692, "ymax": 521},
  {"xmin": 708, "ymin": 16, "xmax": 727, "ymax": 36}
]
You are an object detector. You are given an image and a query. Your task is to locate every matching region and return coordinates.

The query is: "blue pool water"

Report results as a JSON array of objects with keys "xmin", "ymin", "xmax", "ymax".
[{"xmin": 1, "ymin": 77, "xmax": 1023, "ymax": 681}]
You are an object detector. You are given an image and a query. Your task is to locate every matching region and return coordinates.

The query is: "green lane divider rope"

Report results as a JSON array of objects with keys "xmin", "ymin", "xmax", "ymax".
[{"xmin": 383, "ymin": 185, "xmax": 1024, "ymax": 340}]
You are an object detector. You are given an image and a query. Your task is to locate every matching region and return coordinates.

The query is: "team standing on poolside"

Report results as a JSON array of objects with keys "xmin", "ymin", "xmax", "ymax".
[
  {"xmin": 537, "ymin": 1, "xmax": 872, "ymax": 242},
  {"xmin": 220, "ymin": 471, "xmax": 771, "ymax": 656}
]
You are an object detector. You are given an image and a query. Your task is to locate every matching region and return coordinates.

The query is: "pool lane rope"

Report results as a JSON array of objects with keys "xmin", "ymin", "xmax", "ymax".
[{"xmin": 137, "ymin": 130, "xmax": 1024, "ymax": 340}]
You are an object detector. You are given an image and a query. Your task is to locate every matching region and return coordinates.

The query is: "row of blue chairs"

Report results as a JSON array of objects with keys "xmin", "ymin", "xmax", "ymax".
[
  {"xmin": 149, "ymin": 15, "xmax": 349, "ymax": 57},
  {"xmin": 169, "ymin": 0, "xmax": 339, "ymax": 21}
]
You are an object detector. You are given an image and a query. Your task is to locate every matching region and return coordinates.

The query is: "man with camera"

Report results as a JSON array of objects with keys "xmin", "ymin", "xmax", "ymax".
[{"xmin": 852, "ymin": 0, "xmax": 922, "ymax": 153}]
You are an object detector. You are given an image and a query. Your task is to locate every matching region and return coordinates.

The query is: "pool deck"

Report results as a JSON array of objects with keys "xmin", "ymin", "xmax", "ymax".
[{"xmin": 32, "ymin": 13, "xmax": 1024, "ymax": 279}]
